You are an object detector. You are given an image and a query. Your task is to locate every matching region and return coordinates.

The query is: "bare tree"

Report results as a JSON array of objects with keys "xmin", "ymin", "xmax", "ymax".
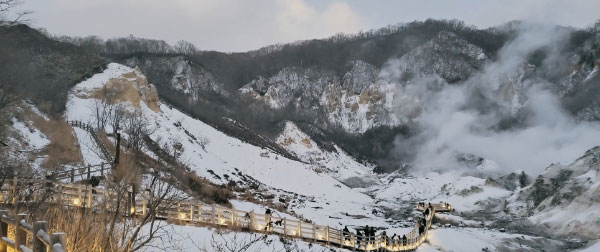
[
  {"xmin": 110, "ymin": 103, "xmax": 127, "ymax": 134},
  {"xmin": 90, "ymin": 86, "xmax": 122, "ymax": 131},
  {"xmin": 119, "ymin": 171, "xmax": 186, "ymax": 252},
  {"xmin": 208, "ymin": 233, "xmax": 269, "ymax": 252},
  {"xmin": 174, "ymin": 40, "xmax": 197, "ymax": 55},
  {"xmin": 0, "ymin": 87, "xmax": 18, "ymax": 142},
  {"xmin": 123, "ymin": 110, "xmax": 154, "ymax": 152},
  {"xmin": 91, "ymin": 99, "xmax": 113, "ymax": 130}
]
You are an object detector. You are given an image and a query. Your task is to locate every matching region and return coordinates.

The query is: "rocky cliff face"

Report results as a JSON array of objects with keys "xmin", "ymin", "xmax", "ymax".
[
  {"xmin": 85, "ymin": 20, "xmax": 600, "ymax": 172},
  {"xmin": 238, "ymin": 32, "xmax": 488, "ymax": 133},
  {"xmin": 507, "ymin": 146, "xmax": 600, "ymax": 240},
  {"xmin": 123, "ymin": 56, "xmax": 229, "ymax": 102},
  {"xmin": 559, "ymin": 24, "xmax": 600, "ymax": 121}
]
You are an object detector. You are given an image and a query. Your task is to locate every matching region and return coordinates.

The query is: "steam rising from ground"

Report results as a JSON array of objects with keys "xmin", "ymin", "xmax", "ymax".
[{"xmin": 385, "ymin": 22, "xmax": 600, "ymax": 175}]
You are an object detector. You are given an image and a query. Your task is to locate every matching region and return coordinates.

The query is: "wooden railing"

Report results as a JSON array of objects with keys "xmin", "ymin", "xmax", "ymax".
[
  {"xmin": 0, "ymin": 210, "xmax": 66, "ymax": 252},
  {"xmin": 0, "ymin": 178, "xmax": 451, "ymax": 252},
  {"xmin": 67, "ymin": 120, "xmax": 112, "ymax": 161},
  {"xmin": 46, "ymin": 163, "xmax": 111, "ymax": 182}
]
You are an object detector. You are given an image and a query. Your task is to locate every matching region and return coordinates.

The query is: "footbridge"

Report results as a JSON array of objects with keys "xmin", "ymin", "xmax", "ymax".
[{"xmin": 0, "ymin": 176, "xmax": 451, "ymax": 252}]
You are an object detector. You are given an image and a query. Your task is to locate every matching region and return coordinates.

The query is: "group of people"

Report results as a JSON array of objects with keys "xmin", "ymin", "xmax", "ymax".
[
  {"xmin": 261, "ymin": 207, "xmax": 429, "ymax": 247},
  {"xmin": 342, "ymin": 226, "xmax": 409, "ymax": 247},
  {"xmin": 417, "ymin": 202, "xmax": 432, "ymax": 209}
]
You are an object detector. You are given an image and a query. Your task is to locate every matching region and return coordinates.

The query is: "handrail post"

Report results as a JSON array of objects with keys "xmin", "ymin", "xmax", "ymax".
[
  {"xmin": 177, "ymin": 203, "xmax": 182, "ymax": 223},
  {"xmin": 312, "ymin": 224, "xmax": 316, "ymax": 241},
  {"xmin": 283, "ymin": 218, "xmax": 287, "ymax": 237},
  {"xmin": 231, "ymin": 207, "xmax": 235, "ymax": 227},
  {"xmin": 211, "ymin": 203, "xmax": 217, "ymax": 225},
  {"xmin": 190, "ymin": 205, "xmax": 194, "ymax": 223},
  {"xmin": 15, "ymin": 213, "xmax": 27, "ymax": 249},
  {"xmin": 77, "ymin": 185, "xmax": 82, "ymax": 207},
  {"xmin": 87, "ymin": 185, "xmax": 93, "ymax": 208},
  {"xmin": 249, "ymin": 211, "xmax": 255, "ymax": 230},
  {"xmin": 70, "ymin": 168, "xmax": 74, "ymax": 183},
  {"xmin": 326, "ymin": 226, "xmax": 330, "ymax": 245},
  {"xmin": 11, "ymin": 177, "xmax": 17, "ymax": 205},
  {"xmin": 51, "ymin": 232, "xmax": 66, "ymax": 250},
  {"xmin": 197, "ymin": 203, "xmax": 203, "ymax": 222},
  {"xmin": 0, "ymin": 210, "xmax": 8, "ymax": 252},
  {"xmin": 33, "ymin": 221, "xmax": 47, "ymax": 252},
  {"xmin": 297, "ymin": 221, "xmax": 301, "ymax": 238},
  {"xmin": 142, "ymin": 199, "xmax": 147, "ymax": 216}
]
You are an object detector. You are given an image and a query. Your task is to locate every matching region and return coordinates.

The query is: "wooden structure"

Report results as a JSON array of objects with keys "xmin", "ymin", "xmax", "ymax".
[
  {"xmin": 67, "ymin": 120, "xmax": 112, "ymax": 161},
  {"xmin": 0, "ymin": 210, "xmax": 66, "ymax": 252},
  {"xmin": 0, "ymin": 178, "xmax": 451, "ymax": 252},
  {"xmin": 4, "ymin": 119, "xmax": 453, "ymax": 251}
]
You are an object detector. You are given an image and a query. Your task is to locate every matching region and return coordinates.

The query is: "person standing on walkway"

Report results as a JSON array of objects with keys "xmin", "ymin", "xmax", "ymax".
[
  {"xmin": 265, "ymin": 208, "xmax": 272, "ymax": 232},
  {"xmin": 343, "ymin": 226, "xmax": 350, "ymax": 242},
  {"xmin": 356, "ymin": 229, "xmax": 363, "ymax": 247}
]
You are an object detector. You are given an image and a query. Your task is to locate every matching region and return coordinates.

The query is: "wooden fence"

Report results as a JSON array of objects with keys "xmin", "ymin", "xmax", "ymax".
[
  {"xmin": 0, "ymin": 178, "xmax": 451, "ymax": 252},
  {"xmin": 45, "ymin": 163, "xmax": 111, "ymax": 183},
  {"xmin": 56, "ymin": 119, "xmax": 454, "ymax": 251},
  {"xmin": 0, "ymin": 210, "xmax": 66, "ymax": 252},
  {"xmin": 67, "ymin": 120, "xmax": 112, "ymax": 161}
]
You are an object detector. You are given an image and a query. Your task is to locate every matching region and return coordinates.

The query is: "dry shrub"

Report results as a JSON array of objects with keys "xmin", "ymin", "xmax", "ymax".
[
  {"xmin": 184, "ymin": 174, "xmax": 234, "ymax": 206},
  {"xmin": 96, "ymin": 131, "xmax": 115, "ymax": 153},
  {"xmin": 44, "ymin": 207, "xmax": 109, "ymax": 252},
  {"xmin": 36, "ymin": 119, "xmax": 82, "ymax": 170},
  {"xmin": 112, "ymin": 152, "xmax": 142, "ymax": 185},
  {"xmin": 22, "ymin": 108, "xmax": 82, "ymax": 170}
]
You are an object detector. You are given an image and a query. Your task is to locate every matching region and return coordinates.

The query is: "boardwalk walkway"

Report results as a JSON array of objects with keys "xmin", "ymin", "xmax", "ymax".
[
  {"xmin": 0, "ymin": 177, "xmax": 451, "ymax": 252},
  {"xmin": 12, "ymin": 121, "xmax": 451, "ymax": 251}
]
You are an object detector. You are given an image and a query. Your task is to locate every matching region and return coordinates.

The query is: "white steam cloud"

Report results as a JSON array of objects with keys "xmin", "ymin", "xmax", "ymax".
[{"xmin": 384, "ymin": 22, "xmax": 600, "ymax": 176}]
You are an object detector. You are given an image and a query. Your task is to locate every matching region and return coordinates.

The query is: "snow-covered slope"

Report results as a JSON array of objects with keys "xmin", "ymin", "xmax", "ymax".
[
  {"xmin": 508, "ymin": 146, "xmax": 600, "ymax": 240},
  {"xmin": 276, "ymin": 121, "xmax": 373, "ymax": 181},
  {"xmin": 64, "ymin": 63, "xmax": 386, "ymax": 229},
  {"xmin": 375, "ymin": 171, "xmax": 511, "ymax": 213},
  {"xmin": 60, "ymin": 62, "xmax": 585, "ymax": 251}
]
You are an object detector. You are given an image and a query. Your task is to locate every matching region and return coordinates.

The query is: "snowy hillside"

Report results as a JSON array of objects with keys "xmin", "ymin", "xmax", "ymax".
[
  {"xmin": 46, "ymin": 62, "xmax": 594, "ymax": 251},
  {"xmin": 508, "ymin": 146, "xmax": 600, "ymax": 240},
  {"xmin": 64, "ymin": 63, "xmax": 387, "ymax": 228}
]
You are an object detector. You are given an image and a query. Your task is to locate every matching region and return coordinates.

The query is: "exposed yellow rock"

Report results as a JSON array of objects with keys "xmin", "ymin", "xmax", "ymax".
[
  {"xmin": 279, "ymin": 137, "xmax": 296, "ymax": 146},
  {"xmin": 92, "ymin": 67, "xmax": 161, "ymax": 112},
  {"xmin": 358, "ymin": 88, "xmax": 383, "ymax": 104},
  {"xmin": 300, "ymin": 138, "xmax": 313, "ymax": 148}
]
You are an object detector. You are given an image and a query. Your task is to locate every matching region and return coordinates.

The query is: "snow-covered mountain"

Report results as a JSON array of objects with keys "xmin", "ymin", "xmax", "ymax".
[
  {"xmin": 508, "ymin": 146, "xmax": 600, "ymax": 240},
  {"xmin": 4, "ymin": 19, "xmax": 600, "ymax": 251}
]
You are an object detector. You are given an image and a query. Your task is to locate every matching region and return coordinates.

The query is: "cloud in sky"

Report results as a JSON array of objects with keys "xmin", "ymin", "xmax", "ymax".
[
  {"xmin": 18, "ymin": 0, "xmax": 600, "ymax": 52},
  {"xmin": 21, "ymin": 0, "xmax": 365, "ymax": 51}
]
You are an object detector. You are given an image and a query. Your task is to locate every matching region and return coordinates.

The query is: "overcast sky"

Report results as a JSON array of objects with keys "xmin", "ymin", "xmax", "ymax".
[{"xmin": 18, "ymin": 0, "xmax": 600, "ymax": 52}]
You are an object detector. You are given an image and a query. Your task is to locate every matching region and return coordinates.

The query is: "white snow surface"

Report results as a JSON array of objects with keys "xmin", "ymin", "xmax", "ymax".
[
  {"xmin": 11, "ymin": 119, "xmax": 50, "ymax": 150},
  {"xmin": 424, "ymin": 227, "xmax": 552, "ymax": 252},
  {"xmin": 143, "ymin": 223, "xmax": 342, "ymax": 252},
  {"xmin": 72, "ymin": 127, "xmax": 106, "ymax": 165},
  {"xmin": 276, "ymin": 121, "xmax": 372, "ymax": 181},
  {"xmin": 375, "ymin": 171, "xmax": 511, "ymax": 212},
  {"xmin": 577, "ymin": 240, "xmax": 600, "ymax": 252}
]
